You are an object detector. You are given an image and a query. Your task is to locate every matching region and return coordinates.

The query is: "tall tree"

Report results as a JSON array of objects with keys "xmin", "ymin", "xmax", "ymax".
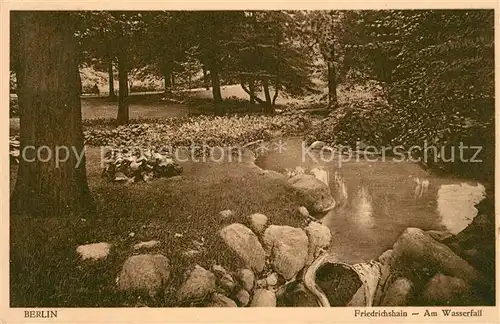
[
  {"xmin": 306, "ymin": 10, "xmax": 346, "ymax": 108},
  {"xmin": 11, "ymin": 11, "xmax": 94, "ymax": 217},
  {"xmin": 77, "ymin": 11, "xmax": 145, "ymax": 124},
  {"xmin": 185, "ymin": 11, "xmax": 247, "ymax": 115},
  {"xmin": 232, "ymin": 11, "xmax": 316, "ymax": 113}
]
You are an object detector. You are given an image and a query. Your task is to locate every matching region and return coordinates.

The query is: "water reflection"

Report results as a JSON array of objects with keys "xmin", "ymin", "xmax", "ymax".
[
  {"xmin": 333, "ymin": 171, "xmax": 348, "ymax": 207},
  {"xmin": 353, "ymin": 186, "xmax": 375, "ymax": 228},
  {"xmin": 413, "ymin": 177, "xmax": 430, "ymax": 199},
  {"xmin": 437, "ymin": 183, "xmax": 486, "ymax": 234},
  {"xmin": 254, "ymin": 137, "xmax": 488, "ymax": 263}
]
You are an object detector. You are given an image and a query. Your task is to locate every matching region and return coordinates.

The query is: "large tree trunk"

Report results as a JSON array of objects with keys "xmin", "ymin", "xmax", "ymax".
[
  {"xmin": 262, "ymin": 79, "xmax": 273, "ymax": 114},
  {"xmin": 202, "ymin": 65, "xmax": 210, "ymax": 90},
  {"xmin": 11, "ymin": 11, "xmax": 94, "ymax": 218},
  {"xmin": 76, "ymin": 67, "xmax": 82, "ymax": 95},
  {"xmin": 210, "ymin": 65, "xmax": 224, "ymax": 115},
  {"xmin": 108, "ymin": 59, "xmax": 116, "ymax": 101},
  {"xmin": 117, "ymin": 49, "xmax": 129, "ymax": 125},
  {"xmin": 171, "ymin": 72, "xmax": 176, "ymax": 88},
  {"xmin": 327, "ymin": 61, "xmax": 338, "ymax": 108},
  {"xmin": 161, "ymin": 62, "xmax": 172, "ymax": 95},
  {"xmin": 241, "ymin": 81, "xmax": 263, "ymax": 105},
  {"xmin": 249, "ymin": 80, "xmax": 256, "ymax": 104},
  {"xmin": 272, "ymin": 31, "xmax": 281, "ymax": 107}
]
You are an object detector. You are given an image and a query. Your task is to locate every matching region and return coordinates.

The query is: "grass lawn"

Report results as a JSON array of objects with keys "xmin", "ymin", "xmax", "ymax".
[
  {"xmin": 81, "ymin": 96, "xmax": 191, "ymax": 120},
  {"xmin": 10, "ymin": 94, "xmax": 191, "ymax": 134},
  {"xmin": 10, "ymin": 146, "xmax": 307, "ymax": 307}
]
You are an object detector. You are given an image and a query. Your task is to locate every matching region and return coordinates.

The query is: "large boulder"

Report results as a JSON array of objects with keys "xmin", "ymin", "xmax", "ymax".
[
  {"xmin": 220, "ymin": 223, "xmax": 266, "ymax": 273},
  {"xmin": 177, "ymin": 265, "xmax": 216, "ymax": 302},
  {"xmin": 380, "ymin": 277, "xmax": 413, "ymax": 306},
  {"xmin": 377, "ymin": 249, "xmax": 393, "ymax": 265},
  {"xmin": 262, "ymin": 225, "xmax": 309, "ymax": 280},
  {"xmin": 288, "ymin": 174, "xmax": 335, "ymax": 213},
  {"xmin": 250, "ymin": 289, "xmax": 276, "ymax": 307},
  {"xmin": 116, "ymin": 254, "xmax": 170, "ymax": 297},
  {"xmin": 304, "ymin": 222, "xmax": 332, "ymax": 265},
  {"xmin": 425, "ymin": 230, "xmax": 454, "ymax": 242},
  {"xmin": 421, "ymin": 273, "xmax": 481, "ymax": 306},
  {"xmin": 391, "ymin": 228, "xmax": 481, "ymax": 284}
]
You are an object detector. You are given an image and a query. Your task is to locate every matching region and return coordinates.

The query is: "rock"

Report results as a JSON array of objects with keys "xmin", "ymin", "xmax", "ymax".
[
  {"xmin": 377, "ymin": 249, "xmax": 393, "ymax": 265},
  {"xmin": 426, "ymin": 230, "xmax": 454, "ymax": 242},
  {"xmin": 235, "ymin": 289, "xmax": 250, "ymax": 306},
  {"xmin": 212, "ymin": 264, "xmax": 229, "ymax": 276},
  {"xmin": 348, "ymin": 261, "xmax": 383, "ymax": 307},
  {"xmin": 212, "ymin": 265, "xmax": 236, "ymax": 292},
  {"xmin": 266, "ymin": 273, "xmax": 279, "ymax": 286},
  {"xmin": 237, "ymin": 268, "xmax": 255, "ymax": 291},
  {"xmin": 443, "ymin": 213, "xmax": 495, "ymax": 279},
  {"xmin": 288, "ymin": 174, "xmax": 335, "ymax": 213},
  {"xmin": 298, "ymin": 206, "xmax": 311, "ymax": 219},
  {"xmin": 76, "ymin": 242, "xmax": 111, "ymax": 261},
  {"xmin": 277, "ymin": 282, "xmax": 319, "ymax": 307},
  {"xmin": 208, "ymin": 293, "xmax": 237, "ymax": 307},
  {"xmin": 262, "ymin": 225, "xmax": 309, "ymax": 280},
  {"xmin": 220, "ymin": 223, "xmax": 266, "ymax": 273},
  {"xmin": 310, "ymin": 167, "xmax": 329, "ymax": 186},
  {"xmin": 248, "ymin": 213, "xmax": 268, "ymax": 234},
  {"xmin": 220, "ymin": 274, "xmax": 236, "ymax": 293},
  {"xmin": 133, "ymin": 240, "xmax": 160, "ymax": 250},
  {"xmin": 219, "ymin": 209, "xmax": 234, "ymax": 220},
  {"xmin": 250, "ymin": 289, "xmax": 276, "ymax": 307},
  {"xmin": 177, "ymin": 265, "xmax": 216, "ymax": 302},
  {"xmin": 391, "ymin": 228, "xmax": 481, "ymax": 284},
  {"xmin": 380, "ymin": 277, "xmax": 413, "ymax": 306},
  {"xmin": 304, "ymin": 222, "xmax": 332, "ymax": 265},
  {"xmin": 255, "ymin": 278, "xmax": 267, "ymax": 288},
  {"xmin": 421, "ymin": 273, "xmax": 477, "ymax": 306},
  {"xmin": 116, "ymin": 254, "xmax": 170, "ymax": 297},
  {"xmin": 373, "ymin": 253, "xmax": 393, "ymax": 306},
  {"xmin": 309, "ymin": 141, "xmax": 326, "ymax": 150}
]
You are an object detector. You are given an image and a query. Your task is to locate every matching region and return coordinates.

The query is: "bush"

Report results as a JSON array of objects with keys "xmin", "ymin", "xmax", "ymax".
[
  {"xmin": 307, "ymin": 100, "xmax": 493, "ymax": 180},
  {"xmin": 306, "ymin": 99, "xmax": 398, "ymax": 148},
  {"xmin": 84, "ymin": 113, "xmax": 312, "ymax": 152}
]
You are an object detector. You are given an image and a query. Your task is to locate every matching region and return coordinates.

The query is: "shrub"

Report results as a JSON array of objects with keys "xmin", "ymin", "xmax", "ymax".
[{"xmin": 84, "ymin": 113, "xmax": 313, "ymax": 152}]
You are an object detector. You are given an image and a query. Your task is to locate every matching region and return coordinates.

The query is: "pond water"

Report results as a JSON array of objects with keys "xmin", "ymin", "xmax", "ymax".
[{"xmin": 255, "ymin": 137, "xmax": 486, "ymax": 264}]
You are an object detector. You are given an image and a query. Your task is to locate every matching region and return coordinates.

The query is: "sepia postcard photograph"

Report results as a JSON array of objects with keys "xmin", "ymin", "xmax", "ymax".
[{"xmin": 1, "ymin": 0, "xmax": 498, "ymax": 323}]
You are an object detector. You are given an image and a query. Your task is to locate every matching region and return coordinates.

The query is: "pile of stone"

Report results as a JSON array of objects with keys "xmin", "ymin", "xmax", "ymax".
[
  {"xmin": 101, "ymin": 149, "xmax": 182, "ymax": 183},
  {"xmin": 108, "ymin": 208, "xmax": 492, "ymax": 307}
]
